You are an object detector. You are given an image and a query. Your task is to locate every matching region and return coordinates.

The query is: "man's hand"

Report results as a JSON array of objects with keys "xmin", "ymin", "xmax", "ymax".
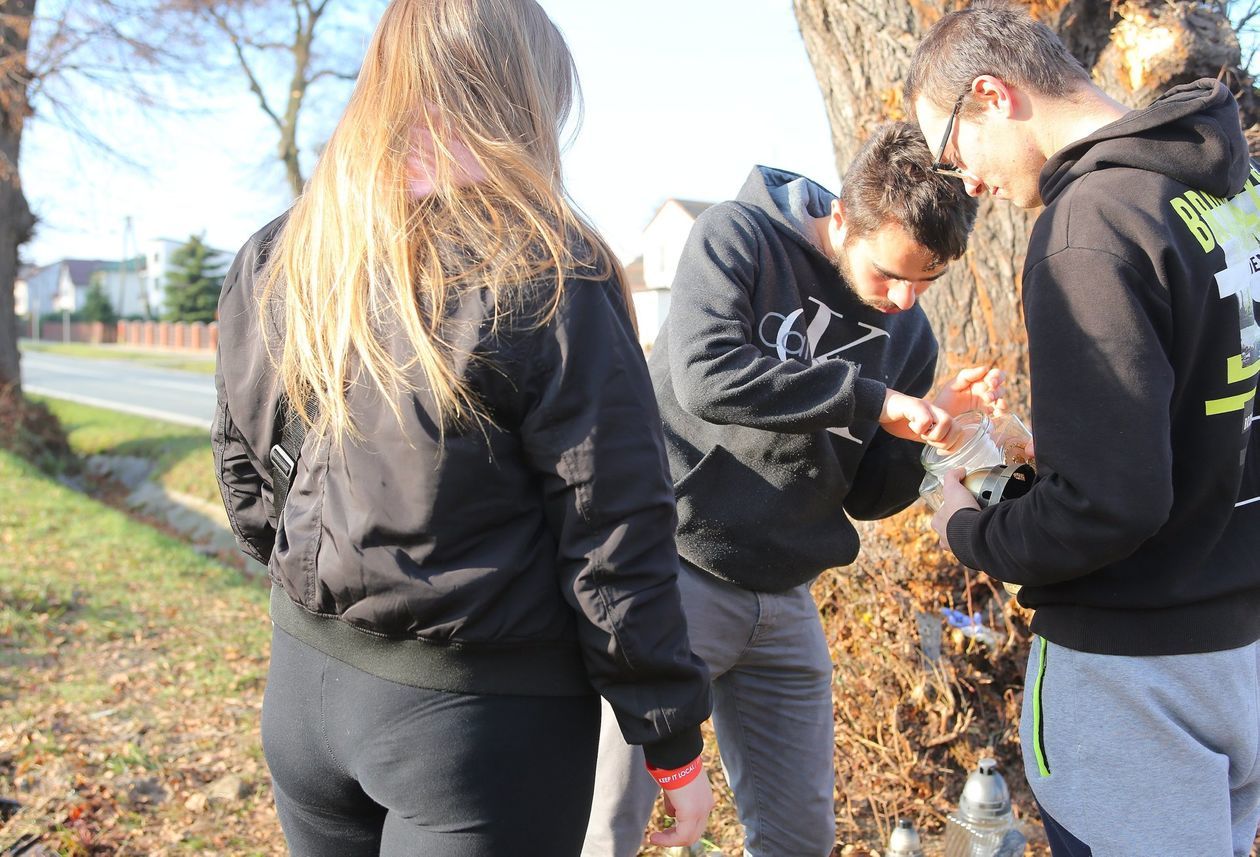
[
  {"xmin": 930, "ymin": 467, "xmax": 980, "ymax": 553},
  {"xmin": 647, "ymin": 770, "xmax": 715, "ymax": 848},
  {"xmin": 881, "ymin": 389, "xmax": 956, "ymax": 448},
  {"xmin": 934, "ymin": 365, "xmax": 1007, "ymax": 418}
]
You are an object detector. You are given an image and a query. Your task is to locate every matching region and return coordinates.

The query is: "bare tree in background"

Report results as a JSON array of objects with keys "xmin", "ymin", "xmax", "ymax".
[
  {"xmin": 0, "ymin": 1, "xmax": 379, "ymax": 393},
  {"xmin": 0, "ymin": 1, "xmax": 37, "ymax": 392},
  {"xmin": 0, "ymin": 0, "xmax": 174, "ymax": 393},
  {"xmin": 1224, "ymin": 0, "xmax": 1260, "ymax": 68},
  {"xmin": 166, "ymin": 0, "xmax": 378, "ymax": 198}
]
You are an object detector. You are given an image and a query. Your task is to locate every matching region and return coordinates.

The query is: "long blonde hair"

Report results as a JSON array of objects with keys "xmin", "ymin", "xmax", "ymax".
[{"xmin": 260, "ymin": 0, "xmax": 628, "ymax": 445}]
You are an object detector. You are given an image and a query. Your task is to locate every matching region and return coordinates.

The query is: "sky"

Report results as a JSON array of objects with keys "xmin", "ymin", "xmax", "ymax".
[{"xmin": 21, "ymin": 0, "xmax": 844, "ymax": 269}]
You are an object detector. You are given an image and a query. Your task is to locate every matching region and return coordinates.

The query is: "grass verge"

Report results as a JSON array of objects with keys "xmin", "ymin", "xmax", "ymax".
[
  {"xmin": 31, "ymin": 395, "xmax": 220, "ymax": 508},
  {"xmin": 0, "ymin": 450, "xmax": 282, "ymax": 855},
  {"xmin": 20, "ymin": 341, "xmax": 215, "ymax": 376}
]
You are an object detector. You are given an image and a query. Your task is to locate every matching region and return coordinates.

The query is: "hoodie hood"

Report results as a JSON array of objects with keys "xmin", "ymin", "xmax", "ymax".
[
  {"xmin": 1040, "ymin": 79, "xmax": 1249, "ymax": 206},
  {"xmin": 736, "ymin": 166, "xmax": 838, "ymax": 257}
]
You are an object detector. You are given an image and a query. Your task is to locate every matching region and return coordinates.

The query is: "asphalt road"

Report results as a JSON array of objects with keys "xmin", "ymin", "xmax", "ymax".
[{"xmin": 21, "ymin": 351, "xmax": 216, "ymax": 430}]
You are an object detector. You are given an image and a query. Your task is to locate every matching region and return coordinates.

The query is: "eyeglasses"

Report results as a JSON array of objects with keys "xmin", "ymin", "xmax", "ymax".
[{"xmin": 932, "ymin": 91, "xmax": 969, "ymax": 178}]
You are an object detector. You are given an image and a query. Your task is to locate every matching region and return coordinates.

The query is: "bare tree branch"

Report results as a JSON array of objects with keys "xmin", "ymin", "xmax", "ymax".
[
  {"xmin": 308, "ymin": 66, "xmax": 354, "ymax": 83},
  {"xmin": 1235, "ymin": 1, "xmax": 1260, "ymax": 31},
  {"xmin": 237, "ymin": 36, "xmax": 288, "ymax": 51},
  {"xmin": 162, "ymin": 0, "xmax": 377, "ymax": 196},
  {"xmin": 209, "ymin": 7, "xmax": 283, "ymax": 131}
]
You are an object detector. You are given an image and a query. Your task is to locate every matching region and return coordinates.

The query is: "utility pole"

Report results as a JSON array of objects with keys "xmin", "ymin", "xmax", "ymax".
[{"xmin": 119, "ymin": 215, "xmax": 139, "ymax": 317}]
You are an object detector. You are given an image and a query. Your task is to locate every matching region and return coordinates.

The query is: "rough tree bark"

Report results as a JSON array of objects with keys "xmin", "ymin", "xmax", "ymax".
[{"xmin": 0, "ymin": 0, "xmax": 37, "ymax": 393}]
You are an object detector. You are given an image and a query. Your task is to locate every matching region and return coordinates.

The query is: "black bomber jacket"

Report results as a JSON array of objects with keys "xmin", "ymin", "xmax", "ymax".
[{"xmin": 212, "ymin": 215, "xmax": 711, "ymax": 767}]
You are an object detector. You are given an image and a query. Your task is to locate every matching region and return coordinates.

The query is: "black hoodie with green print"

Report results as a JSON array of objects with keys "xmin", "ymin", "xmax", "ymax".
[{"xmin": 947, "ymin": 80, "xmax": 1260, "ymax": 656}]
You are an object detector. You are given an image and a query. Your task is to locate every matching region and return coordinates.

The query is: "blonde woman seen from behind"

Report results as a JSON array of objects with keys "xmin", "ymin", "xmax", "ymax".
[{"xmin": 212, "ymin": 2, "xmax": 714, "ymax": 854}]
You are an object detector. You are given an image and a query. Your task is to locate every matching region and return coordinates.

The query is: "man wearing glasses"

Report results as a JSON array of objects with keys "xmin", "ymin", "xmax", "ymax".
[{"xmin": 907, "ymin": 2, "xmax": 1260, "ymax": 855}]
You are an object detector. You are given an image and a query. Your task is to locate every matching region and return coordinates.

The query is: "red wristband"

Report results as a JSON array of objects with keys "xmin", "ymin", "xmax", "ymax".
[{"xmin": 645, "ymin": 756, "xmax": 702, "ymax": 790}]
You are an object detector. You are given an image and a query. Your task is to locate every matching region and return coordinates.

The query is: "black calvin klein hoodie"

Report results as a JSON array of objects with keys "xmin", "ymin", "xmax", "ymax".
[
  {"xmin": 649, "ymin": 166, "xmax": 939, "ymax": 592},
  {"xmin": 947, "ymin": 80, "xmax": 1260, "ymax": 656}
]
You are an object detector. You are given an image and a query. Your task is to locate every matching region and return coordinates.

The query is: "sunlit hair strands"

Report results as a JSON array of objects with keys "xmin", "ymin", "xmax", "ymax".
[{"xmin": 258, "ymin": 0, "xmax": 628, "ymax": 446}]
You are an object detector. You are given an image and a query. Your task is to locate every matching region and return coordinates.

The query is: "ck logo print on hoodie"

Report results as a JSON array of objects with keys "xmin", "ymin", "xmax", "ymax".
[
  {"xmin": 757, "ymin": 296, "xmax": 890, "ymax": 365},
  {"xmin": 757, "ymin": 296, "xmax": 890, "ymax": 444}
]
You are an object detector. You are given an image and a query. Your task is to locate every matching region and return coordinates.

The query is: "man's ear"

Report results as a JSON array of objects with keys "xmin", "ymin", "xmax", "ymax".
[
  {"xmin": 828, "ymin": 198, "xmax": 850, "ymax": 246},
  {"xmin": 831, "ymin": 198, "xmax": 847, "ymax": 229},
  {"xmin": 973, "ymin": 74, "xmax": 1015, "ymax": 118}
]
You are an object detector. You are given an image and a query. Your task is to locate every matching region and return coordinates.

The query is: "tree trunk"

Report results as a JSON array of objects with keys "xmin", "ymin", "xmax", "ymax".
[
  {"xmin": 795, "ymin": 0, "xmax": 1254, "ymax": 412},
  {"xmin": 789, "ymin": 0, "xmax": 1254, "ymax": 846},
  {"xmin": 280, "ymin": 20, "xmax": 314, "ymax": 198},
  {"xmin": 0, "ymin": 0, "xmax": 37, "ymax": 394}
]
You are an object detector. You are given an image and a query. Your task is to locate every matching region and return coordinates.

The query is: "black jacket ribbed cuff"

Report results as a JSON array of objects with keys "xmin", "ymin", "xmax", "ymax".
[{"xmin": 642, "ymin": 725, "xmax": 704, "ymax": 770}]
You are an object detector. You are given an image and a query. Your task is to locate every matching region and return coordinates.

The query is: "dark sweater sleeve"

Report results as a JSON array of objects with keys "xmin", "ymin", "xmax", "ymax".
[
  {"xmin": 948, "ymin": 247, "xmax": 1175, "ymax": 584},
  {"xmin": 519, "ymin": 276, "xmax": 711, "ymax": 769},
  {"xmin": 666, "ymin": 205, "xmax": 886, "ymax": 433},
  {"xmin": 843, "ymin": 344, "xmax": 937, "ymax": 520}
]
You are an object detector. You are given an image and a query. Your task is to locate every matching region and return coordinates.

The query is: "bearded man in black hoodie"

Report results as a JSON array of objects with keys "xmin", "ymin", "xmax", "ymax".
[
  {"xmin": 580, "ymin": 125, "xmax": 991, "ymax": 857},
  {"xmin": 909, "ymin": 3, "xmax": 1260, "ymax": 855}
]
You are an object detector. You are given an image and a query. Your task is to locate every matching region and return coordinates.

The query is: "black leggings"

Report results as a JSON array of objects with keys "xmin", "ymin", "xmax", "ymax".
[
  {"xmin": 1037, "ymin": 800, "xmax": 1093, "ymax": 857},
  {"xmin": 261, "ymin": 627, "xmax": 601, "ymax": 857}
]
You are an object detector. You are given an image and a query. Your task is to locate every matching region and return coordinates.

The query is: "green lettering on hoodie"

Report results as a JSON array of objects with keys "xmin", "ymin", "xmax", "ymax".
[{"xmin": 947, "ymin": 79, "xmax": 1260, "ymax": 658}]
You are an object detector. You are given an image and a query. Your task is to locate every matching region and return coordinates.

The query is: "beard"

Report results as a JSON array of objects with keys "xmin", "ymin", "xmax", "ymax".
[{"xmin": 831, "ymin": 242, "xmax": 898, "ymax": 313}]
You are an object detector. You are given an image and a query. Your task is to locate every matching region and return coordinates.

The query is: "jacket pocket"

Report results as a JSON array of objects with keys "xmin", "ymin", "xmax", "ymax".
[
  {"xmin": 272, "ymin": 435, "xmax": 328, "ymax": 607},
  {"xmin": 672, "ymin": 444, "xmax": 858, "ymax": 589}
]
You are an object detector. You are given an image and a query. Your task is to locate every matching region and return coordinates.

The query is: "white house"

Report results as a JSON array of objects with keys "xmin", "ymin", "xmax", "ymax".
[
  {"xmin": 14, "ymin": 266, "xmax": 42, "ymax": 318},
  {"xmin": 630, "ymin": 198, "xmax": 712, "ymax": 348},
  {"xmin": 140, "ymin": 237, "xmax": 234, "ymax": 318},
  {"xmin": 15, "ymin": 237, "xmax": 234, "ymax": 322},
  {"xmin": 15, "ymin": 259, "xmax": 111, "ymax": 319}
]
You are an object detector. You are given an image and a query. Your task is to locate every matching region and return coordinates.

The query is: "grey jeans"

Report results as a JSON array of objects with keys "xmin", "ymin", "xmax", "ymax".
[
  {"xmin": 581, "ymin": 560, "xmax": 836, "ymax": 857},
  {"xmin": 1023, "ymin": 637, "xmax": 1260, "ymax": 857}
]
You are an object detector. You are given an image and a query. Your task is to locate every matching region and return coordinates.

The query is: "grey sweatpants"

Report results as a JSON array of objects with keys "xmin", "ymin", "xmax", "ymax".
[
  {"xmin": 1022, "ymin": 637, "xmax": 1260, "ymax": 857},
  {"xmin": 581, "ymin": 560, "xmax": 836, "ymax": 857}
]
